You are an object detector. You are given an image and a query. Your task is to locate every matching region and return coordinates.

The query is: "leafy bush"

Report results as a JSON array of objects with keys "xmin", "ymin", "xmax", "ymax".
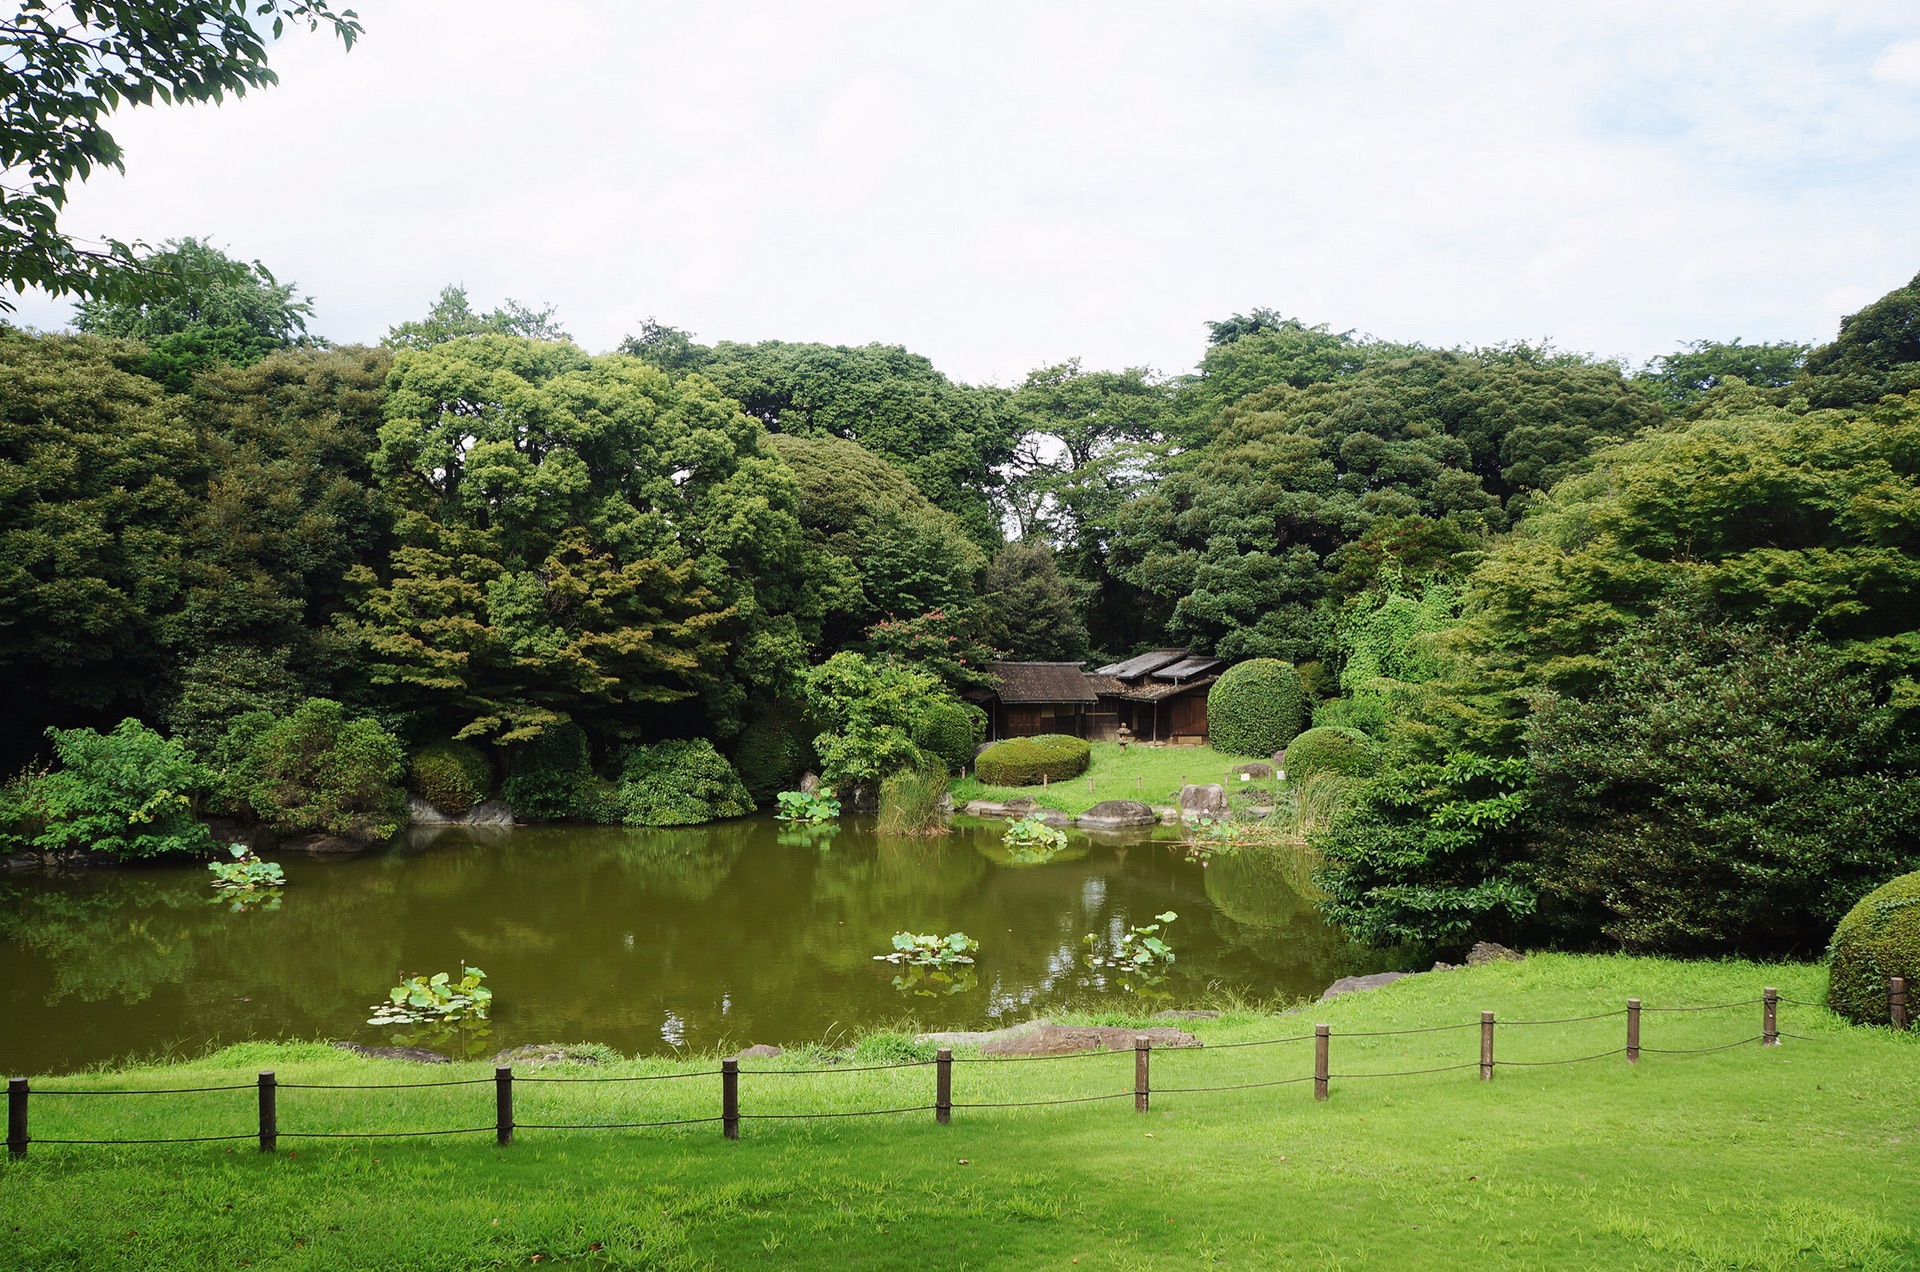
[
  {"xmin": 1827, "ymin": 871, "xmax": 1920, "ymax": 1025},
  {"xmin": 0, "ymin": 719, "xmax": 214, "ymax": 860},
  {"xmin": 408, "ymin": 740, "xmax": 493, "ymax": 815},
  {"xmin": 1282, "ymin": 726, "xmax": 1378, "ymax": 781},
  {"xmin": 614, "ymin": 739, "xmax": 755, "ymax": 827},
  {"xmin": 733, "ymin": 703, "xmax": 814, "ymax": 805},
  {"xmin": 800, "ymin": 652, "xmax": 944, "ymax": 788},
  {"xmin": 973, "ymin": 734, "xmax": 1091, "ymax": 785},
  {"xmin": 877, "ymin": 767, "xmax": 949, "ymax": 836},
  {"xmin": 912, "ymin": 697, "xmax": 985, "ymax": 774},
  {"xmin": 240, "ymin": 698, "xmax": 408, "ymax": 841},
  {"xmin": 502, "ymin": 722, "xmax": 591, "ymax": 821},
  {"xmin": 1207, "ymin": 659, "xmax": 1307, "ymax": 757}
]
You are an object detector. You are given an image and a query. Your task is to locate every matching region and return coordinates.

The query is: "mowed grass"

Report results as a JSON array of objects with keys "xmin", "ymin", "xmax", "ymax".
[
  {"xmin": 952, "ymin": 741, "xmax": 1271, "ymax": 817},
  {"xmin": 4, "ymin": 955, "xmax": 1916, "ymax": 1270}
]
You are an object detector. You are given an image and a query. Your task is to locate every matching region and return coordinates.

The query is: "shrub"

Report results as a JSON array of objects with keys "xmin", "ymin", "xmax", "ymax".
[
  {"xmin": 614, "ymin": 739, "xmax": 755, "ymax": 827},
  {"xmin": 1282, "ymin": 726, "xmax": 1379, "ymax": 781},
  {"xmin": 0, "ymin": 720, "xmax": 214, "ymax": 860},
  {"xmin": 912, "ymin": 698, "xmax": 985, "ymax": 774},
  {"xmin": 1208, "ymin": 659, "xmax": 1307, "ymax": 757},
  {"xmin": 241, "ymin": 698, "xmax": 408, "ymax": 841},
  {"xmin": 877, "ymin": 767, "xmax": 949, "ymax": 836},
  {"xmin": 800, "ymin": 652, "xmax": 943, "ymax": 788},
  {"xmin": 409, "ymin": 740, "xmax": 493, "ymax": 815},
  {"xmin": 733, "ymin": 703, "xmax": 814, "ymax": 805},
  {"xmin": 164, "ymin": 644, "xmax": 303, "ymax": 758},
  {"xmin": 974, "ymin": 734, "xmax": 1091, "ymax": 786},
  {"xmin": 1827, "ymin": 871, "xmax": 1920, "ymax": 1025},
  {"xmin": 503, "ymin": 722, "xmax": 591, "ymax": 821}
]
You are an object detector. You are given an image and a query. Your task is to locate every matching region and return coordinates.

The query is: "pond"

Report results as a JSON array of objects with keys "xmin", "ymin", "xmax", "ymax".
[{"xmin": 0, "ymin": 816, "xmax": 1398, "ymax": 1074}]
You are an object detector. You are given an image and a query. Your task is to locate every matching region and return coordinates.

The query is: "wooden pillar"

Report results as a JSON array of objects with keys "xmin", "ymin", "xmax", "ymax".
[
  {"xmin": 1626, "ymin": 998, "xmax": 1640, "ymax": 1064},
  {"xmin": 1479, "ymin": 1012, "xmax": 1495, "ymax": 1080},
  {"xmin": 1314, "ymin": 1025, "xmax": 1329, "ymax": 1101},
  {"xmin": 495, "ymin": 1066, "xmax": 514, "ymax": 1146},
  {"xmin": 722, "ymin": 1059, "xmax": 740, "ymax": 1140},
  {"xmin": 1762, "ymin": 987, "xmax": 1778, "ymax": 1047},
  {"xmin": 7, "ymin": 1078, "xmax": 27, "ymax": 1159},
  {"xmin": 1893, "ymin": 976, "xmax": 1909, "ymax": 1031},
  {"xmin": 935, "ymin": 1049, "xmax": 952, "ymax": 1125},
  {"xmin": 257, "ymin": 1071, "xmax": 277, "ymax": 1153},
  {"xmin": 1134, "ymin": 1037, "xmax": 1150, "ymax": 1113}
]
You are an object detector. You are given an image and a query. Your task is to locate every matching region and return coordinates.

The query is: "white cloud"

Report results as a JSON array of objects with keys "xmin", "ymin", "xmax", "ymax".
[
  {"xmin": 1872, "ymin": 38, "xmax": 1920, "ymax": 85},
  {"xmin": 12, "ymin": 0, "xmax": 1920, "ymax": 382}
]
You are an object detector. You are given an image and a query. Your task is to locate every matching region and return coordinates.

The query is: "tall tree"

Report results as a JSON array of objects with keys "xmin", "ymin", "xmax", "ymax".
[
  {"xmin": 979, "ymin": 540, "xmax": 1088, "ymax": 663},
  {"xmin": 1, "ymin": 1, "xmax": 360, "ymax": 307},
  {"xmin": 1635, "ymin": 338, "xmax": 1807, "ymax": 415},
  {"xmin": 382, "ymin": 285, "xmax": 569, "ymax": 350}
]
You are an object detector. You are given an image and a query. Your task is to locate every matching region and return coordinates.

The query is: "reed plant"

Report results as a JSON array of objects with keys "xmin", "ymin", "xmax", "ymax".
[{"xmin": 877, "ymin": 765, "xmax": 950, "ymax": 836}]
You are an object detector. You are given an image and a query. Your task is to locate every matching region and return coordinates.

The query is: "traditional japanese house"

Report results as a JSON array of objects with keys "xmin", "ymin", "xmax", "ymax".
[
  {"xmin": 1089, "ymin": 648, "xmax": 1223, "ymax": 745},
  {"xmin": 974, "ymin": 662, "xmax": 1101, "ymax": 740}
]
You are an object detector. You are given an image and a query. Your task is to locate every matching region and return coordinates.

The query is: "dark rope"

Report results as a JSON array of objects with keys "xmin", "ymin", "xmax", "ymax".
[
  {"xmin": 1336, "ymin": 1022, "xmax": 1481, "ymax": 1037},
  {"xmin": 1329, "ymin": 1061, "xmax": 1482, "ymax": 1078},
  {"xmin": 1640, "ymin": 1000, "xmax": 1762, "ymax": 1013},
  {"xmin": 27, "ymin": 1084, "xmax": 255, "ymax": 1096},
  {"xmin": 739, "ymin": 1105, "xmax": 937, "ymax": 1120},
  {"xmin": 952, "ymin": 1091, "xmax": 1135, "ymax": 1108},
  {"xmin": 1192, "ymin": 1033, "xmax": 1316, "ymax": 1051},
  {"xmin": 1637, "ymin": 1036, "xmax": 1762, "ymax": 1054},
  {"xmin": 279, "ymin": 1126, "xmax": 495, "ymax": 1139},
  {"xmin": 516, "ymin": 1116, "xmax": 726, "ymax": 1130},
  {"xmin": 277, "ymin": 1078, "xmax": 492, "ymax": 1090},
  {"xmin": 24, "ymin": 1133, "xmax": 256, "ymax": 1145},
  {"xmin": 1154, "ymin": 1075, "xmax": 1317, "ymax": 1094},
  {"xmin": 740, "ymin": 1061, "xmax": 935, "ymax": 1075},
  {"xmin": 952, "ymin": 1048, "xmax": 1131, "ymax": 1064},
  {"xmin": 515, "ymin": 1070, "xmax": 721, "ymax": 1084}
]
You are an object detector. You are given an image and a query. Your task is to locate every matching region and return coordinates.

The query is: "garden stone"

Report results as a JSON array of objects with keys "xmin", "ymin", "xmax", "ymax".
[
  {"xmin": 1319, "ymin": 971, "xmax": 1411, "ymax": 1001},
  {"xmin": 915, "ymin": 1020, "xmax": 1052, "ymax": 1049},
  {"xmin": 1154, "ymin": 806, "xmax": 1181, "ymax": 824},
  {"xmin": 799, "ymin": 772, "xmax": 820, "ymax": 795},
  {"xmin": 1235, "ymin": 762, "xmax": 1275, "ymax": 780},
  {"xmin": 980, "ymin": 1025, "xmax": 1201, "ymax": 1056},
  {"xmin": 1078, "ymin": 800, "xmax": 1158, "ymax": 829},
  {"xmin": 962, "ymin": 800, "xmax": 1011, "ymax": 818},
  {"xmin": 410, "ymin": 797, "xmax": 516, "ymax": 827},
  {"xmin": 282, "ymin": 833, "xmax": 371, "ymax": 854},
  {"xmin": 730, "ymin": 1044, "xmax": 783, "ymax": 1060},
  {"xmin": 1178, "ymin": 784, "xmax": 1229, "ymax": 820},
  {"xmin": 1034, "ymin": 809, "xmax": 1072, "ymax": 827},
  {"xmin": 1003, "ymin": 797, "xmax": 1038, "ymax": 814},
  {"xmin": 490, "ymin": 1044, "xmax": 606, "ymax": 1068},
  {"xmin": 332, "ymin": 1041, "xmax": 451, "ymax": 1063},
  {"xmin": 1467, "ymin": 941, "xmax": 1524, "ymax": 965}
]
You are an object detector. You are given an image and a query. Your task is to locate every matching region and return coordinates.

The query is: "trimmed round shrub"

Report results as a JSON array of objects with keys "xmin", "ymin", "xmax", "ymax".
[
  {"xmin": 409, "ymin": 740, "xmax": 493, "ymax": 815},
  {"xmin": 614, "ymin": 739, "xmax": 756, "ymax": 827},
  {"xmin": 974, "ymin": 734, "xmax": 1091, "ymax": 786},
  {"xmin": 1208, "ymin": 658, "xmax": 1307, "ymax": 758},
  {"xmin": 1827, "ymin": 870, "xmax": 1920, "ymax": 1025},
  {"xmin": 912, "ymin": 698, "xmax": 986, "ymax": 774},
  {"xmin": 504, "ymin": 722, "xmax": 592, "ymax": 820},
  {"xmin": 1282, "ymin": 726, "xmax": 1379, "ymax": 781}
]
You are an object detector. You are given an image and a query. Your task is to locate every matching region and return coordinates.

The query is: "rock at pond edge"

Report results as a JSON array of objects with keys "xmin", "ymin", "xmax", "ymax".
[
  {"xmin": 332, "ymin": 1041, "xmax": 452, "ymax": 1063},
  {"xmin": 1319, "ymin": 971, "xmax": 1411, "ymax": 1001},
  {"xmin": 1078, "ymin": 799, "xmax": 1157, "ymax": 829},
  {"xmin": 730, "ymin": 1044, "xmax": 783, "ymax": 1060},
  {"xmin": 1178, "ymin": 784, "xmax": 1229, "ymax": 820},
  {"xmin": 980, "ymin": 1025, "xmax": 1201, "ymax": 1056}
]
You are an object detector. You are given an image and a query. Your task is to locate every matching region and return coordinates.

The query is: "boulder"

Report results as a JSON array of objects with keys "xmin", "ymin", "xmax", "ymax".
[
  {"xmin": 1154, "ymin": 806, "xmax": 1181, "ymax": 824},
  {"xmin": 1078, "ymin": 800, "xmax": 1158, "ymax": 829},
  {"xmin": 332, "ymin": 1041, "xmax": 450, "ymax": 1063},
  {"xmin": 981, "ymin": 1025, "xmax": 1201, "ymax": 1057},
  {"xmin": 916, "ymin": 1020, "xmax": 1052, "ymax": 1049},
  {"xmin": 1003, "ymin": 797, "xmax": 1038, "ymax": 815},
  {"xmin": 1178, "ymin": 784, "xmax": 1229, "ymax": 821},
  {"xmin": 281, "ymin": 833, "xmax": 371, "ymax": 854},
  {"xmin": 202, "ymin": 817, "xmax": 279, "ymax": 853},
  {"xmin": 962, "ymin": 800, "xmax": 1011, "ymax": 818},
  {"xmin": 1033, "ymin": 809, "xmax": 1073, "ymax": 827},
  {"xmin": 1235, "ymin": 762, "xmax": 1276, "ymax": 780},
  {"xmin": 1319, "ymin": 971, "xmax": 1411, "ymax": 1001},
  {"xmin": 799, "ymin": 772, "xmax": 821, "ymax": 795},
  {"xmin": 409, "ymin": 797, "xmax": 517, "ymax": 827},
  {"xmin": 489, "ymin": 1044, "xmax": 605, "ymax": 1068},
  {"xmin": 730, "ymin": 1044, "xmax": 783, "ymax": 1060},
  {"xmin": 1467, "ymin": 941, "xmax": 1524, "ymax": 966}
]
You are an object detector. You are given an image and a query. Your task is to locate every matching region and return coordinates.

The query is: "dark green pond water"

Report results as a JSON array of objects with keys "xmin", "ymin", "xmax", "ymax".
[{"xmin": 0, "ymin": 817, "xmax": 1394, "ymax": 1074}]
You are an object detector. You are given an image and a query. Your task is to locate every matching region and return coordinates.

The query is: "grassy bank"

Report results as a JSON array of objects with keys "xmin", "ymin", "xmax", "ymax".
[
  {"xmin": 952, "ymin": 741, "xmax": 1276, "ymax": 817},
  {"xmin": 4, "ymin": 955, "xmax": 1915, "ymax": 1269}
]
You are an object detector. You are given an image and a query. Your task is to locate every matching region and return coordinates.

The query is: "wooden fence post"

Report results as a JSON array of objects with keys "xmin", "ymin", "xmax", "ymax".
[
  {"xmin": 1480, "ymin": 1012, "xmax": 1495, "ymax": 1080},
  {"xmin": 935, "ymin": 1048, "xmax": 952, "ymax": 1125},
  {"xmin": 1763, "ymin": 987, "xmax": 1778, "ymax": 1047},
  {"xmin": 6, "ymin": 1078, "xmax": 26, "ymax": 1159},
  {"xmin": 257, "ymin": 1071, "xmax": 277, "ymax": 1153},
  {"xmin": 1134, "ymin": 1036, "xmax": 1150, "ymax": 1113},
  {"xmin": 1626, "ymin": 998, "xmax": 1640, "ymax": 1064},
  {"xmin": 1893, "ymin": 977, "xmax": 1909, "ymax": 1031},
  {"xmin": 1314, "ymin": 1025, "xmax": 1329, "ymax": 1101},
  {"xmin": 722, "ymin": 1059, "xmax": 740, "ymax": 1140},
  {"xmin": 495, "ymin": 1066, "xmax": 514, "ymax": 1146}
]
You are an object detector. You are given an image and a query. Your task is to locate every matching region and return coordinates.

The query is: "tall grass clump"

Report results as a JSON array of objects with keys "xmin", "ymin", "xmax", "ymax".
[{"xmin": 878, "ymin": 766, "xmax": 950, "ymax": 836}]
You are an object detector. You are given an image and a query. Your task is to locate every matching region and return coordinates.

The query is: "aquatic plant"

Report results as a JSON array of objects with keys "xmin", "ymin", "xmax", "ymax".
[
  {"xmin": 1084, "ymin": 912, "xmax": 1178, "ymax": 984},
  {"xmin": 206, "ymin": 843, "xmax": 285, "ymax": 891},
  {"xmin": 1002, "ymin": 813, "xmax": 1067, "ymax": 860},
  {"xmin": 775, "ymin": 788, "xmax": 840, "ymax": 823},
  {"xmin": 368, "ymin": 965, "xmax": 492, "ymax": 1027}
]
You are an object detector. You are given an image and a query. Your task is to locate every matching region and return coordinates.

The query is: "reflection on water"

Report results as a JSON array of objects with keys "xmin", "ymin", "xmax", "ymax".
[{"xmin": 0, "ymin": 817, "xmax": 1400, "ymax": 1074}]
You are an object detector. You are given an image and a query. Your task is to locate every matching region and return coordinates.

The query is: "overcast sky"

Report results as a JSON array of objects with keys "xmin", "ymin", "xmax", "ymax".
[{"xmin": 16, "ymin": 1, "xmax": 1920, "ymax": 384}]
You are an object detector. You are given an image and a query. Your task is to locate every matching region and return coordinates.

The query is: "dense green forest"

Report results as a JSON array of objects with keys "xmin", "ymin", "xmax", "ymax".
[{"xmin": 7, "ymin": 238, "xmax": 1920, "ymax": 959}]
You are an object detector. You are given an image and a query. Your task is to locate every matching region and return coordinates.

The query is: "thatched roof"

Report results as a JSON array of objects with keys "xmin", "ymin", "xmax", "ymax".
[{"xmin": 987, "ymin": 662, "xmax": 1098, "ymax": 704}]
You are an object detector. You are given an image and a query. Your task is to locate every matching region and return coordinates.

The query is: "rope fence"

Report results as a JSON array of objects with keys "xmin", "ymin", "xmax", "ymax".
[{"xmin": 3, "ymin": 978, "xmax": 1907, "ymax": 1158}]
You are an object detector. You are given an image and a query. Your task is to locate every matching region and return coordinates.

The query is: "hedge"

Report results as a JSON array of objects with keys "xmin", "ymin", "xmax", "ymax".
[
  {"xmin": 409, "ymin": 740, "xmax": 493, "ymax": 816},
  {"xmin": 1207, "ymin": 659, "xmax": 1307, "ymax": 757},
  {"xmin": 733, "ymin": 704, "xmax": 814, "ymax": 805},
  {"xmin": 1281, "ymin": 726, "xmax": 1378, "ymax": 781},
  {"xmin": 1827, "ymin": 870, "xmax": 1920, "ymax": 1025},
  {"xmin": 974, "ymin": 734, "xmax": 1091, "ymax": 786}
]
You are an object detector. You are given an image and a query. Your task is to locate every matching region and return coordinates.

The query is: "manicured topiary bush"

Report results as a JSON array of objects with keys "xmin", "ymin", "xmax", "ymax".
[
  {"xmin": 1282, "ymin": 726, "xmax": 1378, "ymax": 781},
  {"xmin": 974, "ymin": 734, "xmax": 1091, "ymax": 786},
  {"xmin": 912, "ymin": 698, "xmax": 986, "ymax": 774},
  {"xmin": 408, "ymin": 740, "xmax": 493, "ymax": 815},
  {"xmin": 1208, "ymin": 658, "xmax": 1307, "ymax": 758},
  {"xmin": 614, "ymin": 739, "xmax": 756, "ymax": 827},
  {"xmin": 503, "ymin": 722, "xmax": 592, "ymax": 820},
  {"xmin": 1827, "ymin": 870, "xmax": 1920, "ymax": 1025}
]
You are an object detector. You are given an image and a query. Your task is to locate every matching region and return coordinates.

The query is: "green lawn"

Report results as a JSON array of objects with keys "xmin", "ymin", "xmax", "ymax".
[
  {"xmin": 4, "ymin": 955, "xmax": 1915, "ymax": 1269},
  {"xmin": 952, "ymin": 741, "xmax": 1275, "ymax": 817}
]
